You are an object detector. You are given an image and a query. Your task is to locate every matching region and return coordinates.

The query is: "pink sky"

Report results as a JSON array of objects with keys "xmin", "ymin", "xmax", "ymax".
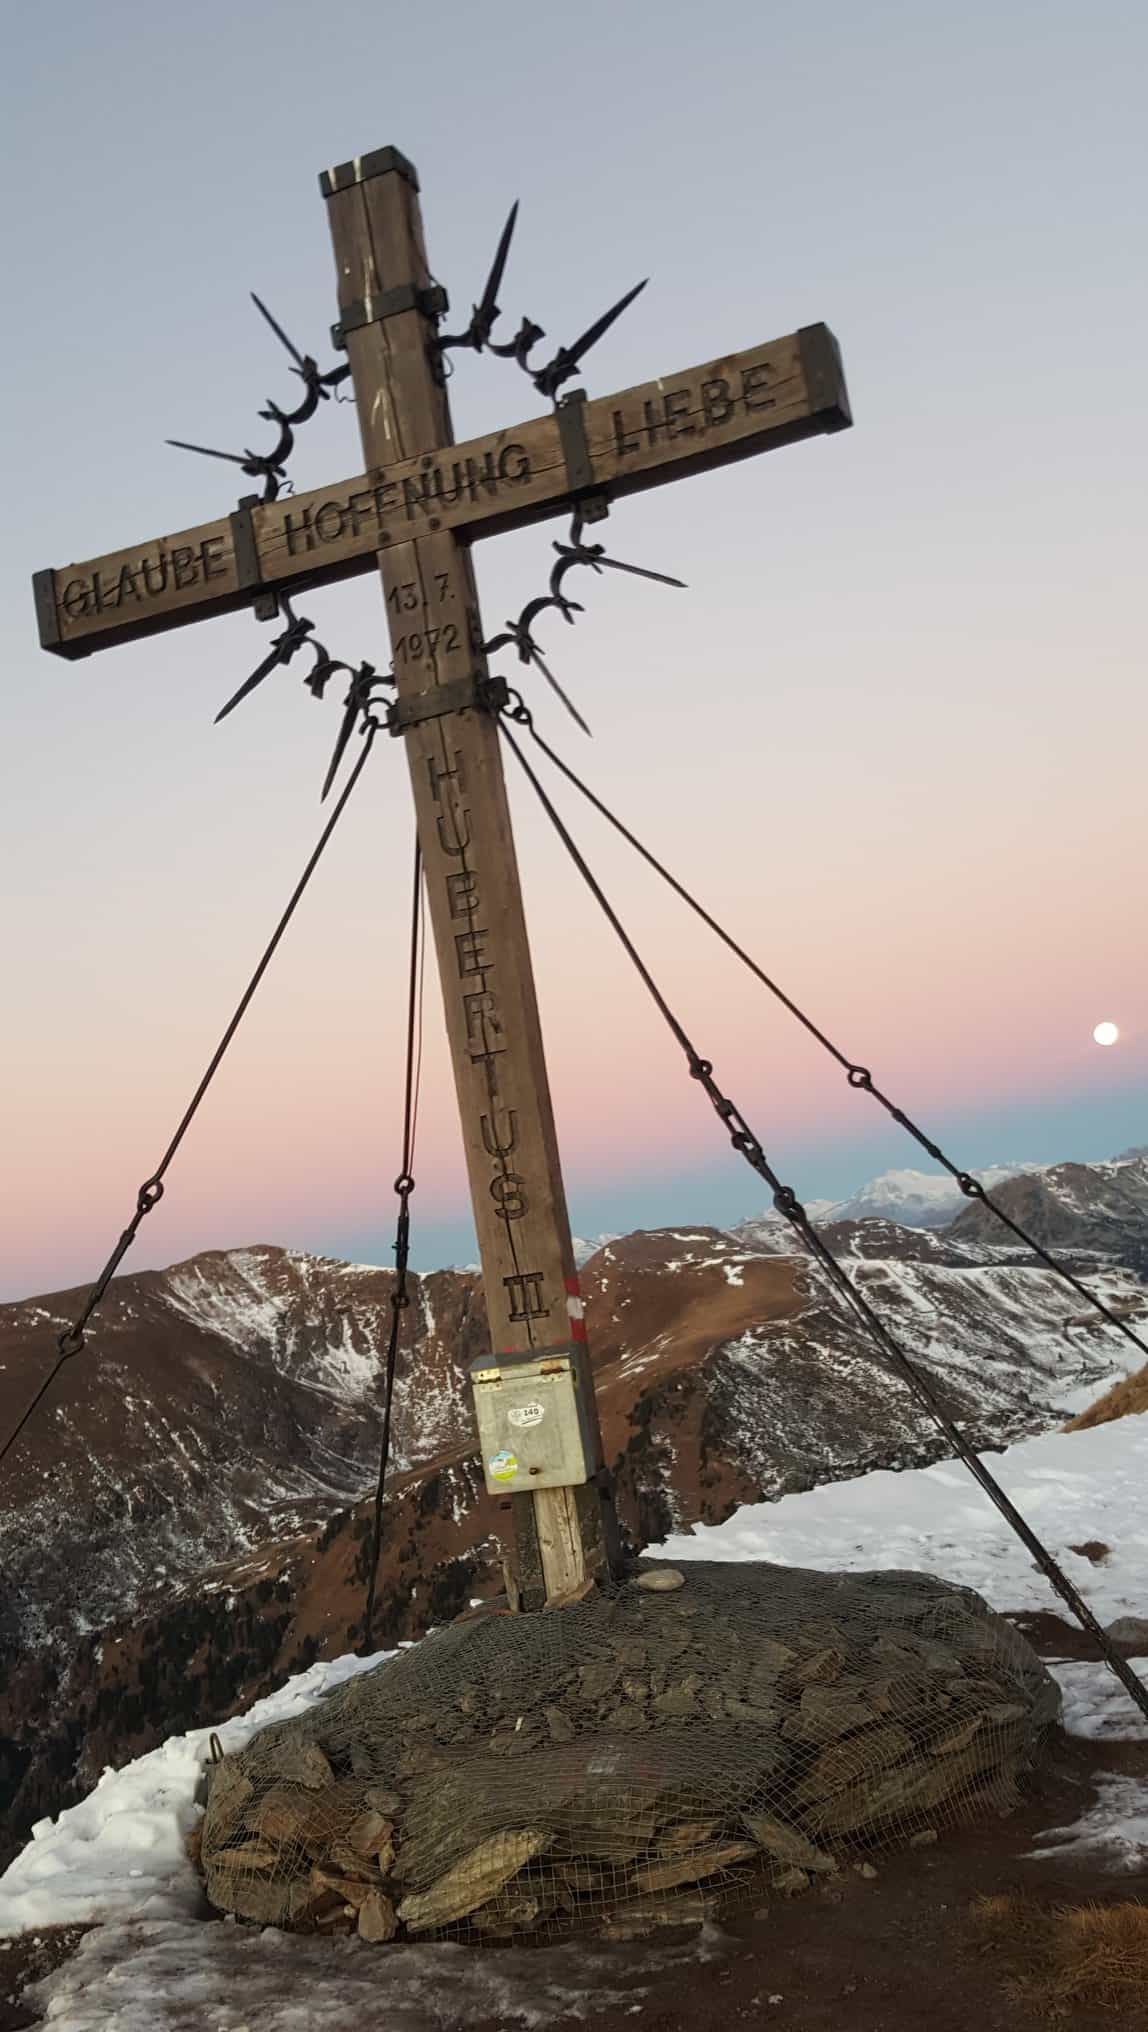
[{"xmin": 3, "ymin": 0, "xmax": 1146, "ymax": 1302}]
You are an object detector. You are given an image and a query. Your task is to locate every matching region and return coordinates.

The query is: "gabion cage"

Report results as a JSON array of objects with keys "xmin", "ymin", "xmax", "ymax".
[{"xmin": 199, "ymin": 1559, "xmax": 1060, "ymax": 1942}]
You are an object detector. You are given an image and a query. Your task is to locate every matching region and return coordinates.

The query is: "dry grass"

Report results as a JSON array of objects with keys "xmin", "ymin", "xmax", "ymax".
[
  {"xmin": 972, "ymin": 1890, "xmax": 1148, "ymax": 2019},
  {"xmin": 1067, "ymin": 1362, "xmax": 1148, "ymax": 1431}
]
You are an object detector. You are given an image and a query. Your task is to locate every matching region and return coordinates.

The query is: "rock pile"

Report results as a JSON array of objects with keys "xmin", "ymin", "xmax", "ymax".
[{"xmin": 198, "ymin": 1561, "xmax": 1059, "ymax": 1940}]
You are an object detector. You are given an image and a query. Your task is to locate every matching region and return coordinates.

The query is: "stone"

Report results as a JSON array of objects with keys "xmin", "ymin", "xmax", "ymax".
[
  {"xmin": 782, "ymin": 1685, "xmax": 874, "ymax": 1744},
  {"xmin": 206, "ymin": 1839, "xmax": 279, "ymax": 1870},
  {"xmin": 795, "ymin": 1724, "xmax": 916, "ymax": 1804},
  {"xmin": 630, "ymin": 1839, "xmax": 756, "ymax": 1896},
  {"xmin": 398, "ymin": 1830, "xmax": 552, "ymax": 1932},
  {"xmin": 472, "ymin": 1873, "xmax": 561, "ymax": 1934},
  {"xmin": 357, "ymin": 1890, "xmax": 399, "ymax": 1942},
  {"xmin": 603, "ymin": 1703, "xmax": 649, "ymax": 1733},
  {"xmin": 600, "ymin": 1890, "xmax": 713, "ymax": 1938},
  {"xmin": 205, "ymin": 1866, "xmax": 314, "ymax": 1927},
  {"xmin": 788, "ymin": 1647, "xmax": 845, "ymax": 1689},
  {"xmin": 932, "ymin": 1716, "xmax": 983, "ymax": 1756},
  {"xmin": 747, "ymin": 1639, "xmax": 797, "ymax": 1681},
  {"xmin": 724, "ymin": 1697, "xmax": 780, "ymax": 1727},
  {"xmin": 652, "ymin": 1686, "xmax": 698, "ymax": 1718},
  {"xmin": 246, "ymin": 1780, "xmax": 365, "ymax": 1862},
  {"xmin": 743, "ymin": 1813, "xmax": 837, "ymax": 1874},
  {"xmin": 245, "ymin": 1787, "xmax": 313, "ymax": 1848},
  {"xmin": 659, "ymin": 1628, "xmax": 697, "ymax": 1660},
  {"xmin": 771, "ymin": 1868, "xmax": 810, "ymax": 1895},
  {"xmin": 908, "ymin": 1827, "xmax": 938, "ymax": 1848},
  {"xmin": 197, "ymin": 1556, "xmax": 1053, "ymax": 1940},
  {"xmin": 635, "ymin": 1568, "xmax": 686, "ymax": 1592},
  {"xmin": 278, "ymin": 1741, "xmax": 334, "ymax": 1791},
  {"xmin": 803, "ymin": 1739, "xmax": 993, "ymax": 1838},
  {"xmin": 346, "ymin": 1810, "xmax": 395, "ymax": 1858},
  {"xmin": 324, "ymin": 1839, "xmax": 387, "ymax": 1881},
  {"xmin": 853, "ymin": 1861, "xmax": 879, "ymax": 1879},
  {"xmin": 1106, "ymin": 1616, "xmax": 1148, "ymax": 1654},
  {"xmin": 657, "ymin": 1819, "xmax": 721, "ymax": 1854},
  {"xmin": 310, "ymin": 1865, "xmax": 375, "ymax": 1908},
  {"xmin": 203, "ymin": 1761, "xmax": 253, "ymax": 1844},
  {"xmin": 579, "ymin": 1660, "xmax": 624, "ymax": 1703}
]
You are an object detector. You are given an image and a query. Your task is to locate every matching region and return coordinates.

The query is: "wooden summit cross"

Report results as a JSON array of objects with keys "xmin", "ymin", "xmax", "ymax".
[{"xmin": 33, "ymin": 145, "xmax": 851, "ymax": 1611}]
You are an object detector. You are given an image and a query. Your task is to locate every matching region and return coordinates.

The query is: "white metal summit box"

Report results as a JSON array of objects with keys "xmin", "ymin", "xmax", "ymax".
[{"xmin": 469, "ymin": 1343, "xmax": 598, "ymax": 1495}]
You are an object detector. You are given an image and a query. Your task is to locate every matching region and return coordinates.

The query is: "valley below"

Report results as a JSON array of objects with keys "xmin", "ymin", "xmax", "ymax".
[{"xmin": 2, "ymin": 1152, "xmax": 1145, "ymax": 1869}]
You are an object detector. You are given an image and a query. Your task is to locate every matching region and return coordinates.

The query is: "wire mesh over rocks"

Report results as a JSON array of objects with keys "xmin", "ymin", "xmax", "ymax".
[{"xmin": 199, "ymin": 1560, "xmax": 1060, "ymax": 1942}]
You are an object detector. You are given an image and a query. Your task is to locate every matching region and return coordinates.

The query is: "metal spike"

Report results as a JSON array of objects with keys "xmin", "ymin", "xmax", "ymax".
[
  {"xmin": 527, "ymin": 646, "xmax": 593, "ymax": 738},
  {"xmin": 166, "ymin": 437, "xmax": 251, "ymax": 469},
  {"xmin": 565, "ymin": 278, "xmax": 648, "ymax": 365},
  {"xmin": 580, "ymin": 554, "xmax": 686, "ymax": 589},
  {"xmin": 535, "ymin": 279, "xmax": 648, "ymax": 395},
  {"xmin": 473, "ymin": 201, "xmax": 519, "ymax": 343},
  {"xmin": 214, "ymin": 648, "xmax": 287, "ymax": 724},
  {"xmin": 320, "ymin": 698, "xmax": 360, "ymax": 802},
  {"xmin": 251, "ymin": 292, "xmax": 307, "ymax": 373}
]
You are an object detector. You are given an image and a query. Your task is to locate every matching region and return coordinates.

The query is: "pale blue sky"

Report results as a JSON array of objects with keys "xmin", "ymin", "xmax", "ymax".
[{"xmin": 2, "ymin": 1, "xmax": 1146, "ymax": 1295}]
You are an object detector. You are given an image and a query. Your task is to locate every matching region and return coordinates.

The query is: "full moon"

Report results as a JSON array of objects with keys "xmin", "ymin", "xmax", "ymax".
[{"xmin": 1093, "ymin": 1021, "xmax": 1120, "ymax": 1048}]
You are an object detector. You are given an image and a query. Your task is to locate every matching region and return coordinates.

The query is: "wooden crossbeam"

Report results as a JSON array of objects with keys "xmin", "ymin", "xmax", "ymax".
[{"xmin": 34, "ymin": 326, "xmax": 849, "ymax": 660}]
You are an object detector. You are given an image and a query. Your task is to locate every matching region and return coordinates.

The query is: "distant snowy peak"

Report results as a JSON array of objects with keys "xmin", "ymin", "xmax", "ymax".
[
  {"xmin": 830, "ymin": 1162, "xmax": 1045, "ymax": 1229},
  {"xmin": 572, "ymin": 1234, "xmax": 620, "ymax": 1268},
  {"xmin": 733, "ymin": 1162, "xmax": 1043, "ymax": 1242}
]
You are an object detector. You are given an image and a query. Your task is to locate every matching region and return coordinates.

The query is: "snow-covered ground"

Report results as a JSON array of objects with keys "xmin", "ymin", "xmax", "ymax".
[
  {"xmin": 8, "ymin": 1917, "xmax": 721, "ymax": 2031},
  {"xmin": 658, "ymin": 1409, "xmax": 1148, "ymax": 1634},
  {"xmin": 3, "ymin": 1408, "xmax": 1146, "ymax": 2028}
]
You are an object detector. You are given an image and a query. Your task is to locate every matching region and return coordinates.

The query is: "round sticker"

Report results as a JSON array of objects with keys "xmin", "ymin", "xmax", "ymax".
[
  {"xmin": 489, "ymin": 1449, "xmax": 519, "ymax": 1482},
  {"xmin": 508, "ymin": 1402, "xmax": 545, "ymax": 1429}
]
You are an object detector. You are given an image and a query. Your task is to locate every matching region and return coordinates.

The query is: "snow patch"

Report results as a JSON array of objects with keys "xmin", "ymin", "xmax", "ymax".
[
  {"xmin": 28, "ymin": 1917, "xmax": 721, "ymax": 2032},
  {"xmin": 0, "ymin": 1650, "xmax": 396, "ymax": 1935}
]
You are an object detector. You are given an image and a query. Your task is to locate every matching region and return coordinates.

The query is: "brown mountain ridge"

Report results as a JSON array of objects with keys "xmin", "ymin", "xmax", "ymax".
[{"xmin": 1, "ymin": 1158, "xmax": 1144, "ymax": 1866}]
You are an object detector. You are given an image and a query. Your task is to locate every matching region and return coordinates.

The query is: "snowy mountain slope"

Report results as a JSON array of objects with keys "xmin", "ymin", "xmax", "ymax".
[
  {"xmin": 949, "ymin": 1152, "xmax": 1148, "ymax": 1267},
  {"xmin": 1, "ymin": 1150, "xmax": 1144, "ymax": 1875},
  {"xmin": 0, "ymin": 1247, "xmax": 479, "ymax": 1651}
]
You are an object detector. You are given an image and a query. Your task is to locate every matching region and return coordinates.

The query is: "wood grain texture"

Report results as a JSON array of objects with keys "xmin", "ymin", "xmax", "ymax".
[
  {"xmin": 38, "ymin": 327, "xmax": 849, "ymax": 658},
  {"xmin": 324, "ymin": 155, "xmax": 612, "ymax": 1606}
]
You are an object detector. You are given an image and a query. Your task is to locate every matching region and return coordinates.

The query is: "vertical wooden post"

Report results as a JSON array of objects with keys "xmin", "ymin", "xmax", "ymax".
[{"xmin": 321, "ymin": 146, "xmax": 617, "ymax": 1607}]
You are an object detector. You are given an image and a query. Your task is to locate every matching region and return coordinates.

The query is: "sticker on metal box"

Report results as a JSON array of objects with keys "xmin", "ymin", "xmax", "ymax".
[
  {"xmin": 508, "ymin": 1401, "xmax": 545, "ymax": 1429},
  {"xmin": 488, "ymin": 1449, "xmax": 519, "ymax": 1482}
]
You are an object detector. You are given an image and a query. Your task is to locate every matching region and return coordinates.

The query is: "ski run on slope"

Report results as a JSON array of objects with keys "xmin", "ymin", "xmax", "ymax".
[{"xmin": 2, "ymin": 1409, "xmax": 1145, "ymax": 2029}]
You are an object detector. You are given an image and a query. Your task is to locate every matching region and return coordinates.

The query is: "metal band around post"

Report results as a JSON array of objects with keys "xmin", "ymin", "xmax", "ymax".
[
  {"xmin": 388, "ymin": 672, "xmax": 509, "ymax": 735},
  {"xmin": 556, "ymin": 390, "xmax": 609, "ymax": 524},
  {"xmin": 331, "ymin": 284, "xmax": 449, "ymax": 352},
  {"xmin": 229, "ymin": 497, "xmax": 278, "ymax": 622}
]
